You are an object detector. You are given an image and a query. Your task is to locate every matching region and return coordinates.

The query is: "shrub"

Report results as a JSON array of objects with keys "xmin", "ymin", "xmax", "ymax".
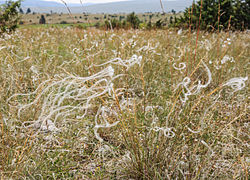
[
  {"xmin": 26, "ymin": 7, "xmax": 31, "ymax": 14},
  {"xmin": 94, "ymin": 22, "xmax": 100, "ymax": 28},
  {"xmin": 60, "ymin": 20, "xmax": 68, "ymax": 24},
  {"xmin": 39, "ymin": 15, "xmax": 46, "ymax": 24},
  {"xmin": 126, "ymin": 12, "xmax": 140, "ymax": 29},
  {"xmin": 76, "ymin": 24, "xmax": 87, "ymax": 29},
  {"xmin": 155, "ymin": 19, "xmax": 163, "ymax": 29},
  {"xmin": 19, "ymin": 8, "xmax": 23, "ymax": 14},
  {"xmin": 147, "ymin": 20, "xmax": 152, "ymax": 30},
  {"xmin": 0, "ymin": 0, "xmax": 21, "ymax": 35}
]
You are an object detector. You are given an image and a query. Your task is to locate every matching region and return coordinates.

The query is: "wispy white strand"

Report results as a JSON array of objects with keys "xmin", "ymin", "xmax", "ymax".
[
  {"xmin": 173, "ymin": 62, "xmax": 186, "ymax": 71},
  {"xmin": 94, "ymin": 106, "xmax": 120, "ymax": 142},
  {"xmin": 201, "ymin": 140, "xmax": 214, "ymax": 156},
  {"xmin": 221, "ymin": 55, "xmax": 235, "ymax": 64},
  {"xmin": 151, "ymin": 126, "xmax": 176, "ymax": 138},
  {"xmin": 93, "ymin": 55, "xmax": 142, "ymax": 70},
  {"xmin": 175, "ymin": 60, "xmax": 212, "ymax": 104},
  {"xmin": 8, "ymin": 66, "xmax": 116, "ymax": 134},
  {"xmin": 186, "ymin": 92, "xmax": 221, "ymax": 134},
  {"xmin": 223, "ymin": 76, "xmax": 248, "ymax": 93}
]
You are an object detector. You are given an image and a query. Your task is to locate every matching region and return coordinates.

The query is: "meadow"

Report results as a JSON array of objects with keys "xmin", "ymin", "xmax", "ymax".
[
  {"xmin": 20, "ymin": 12, "xmax": 173, "ymax": 26},
  {"xmin": 0, "ymin": 25, "xmax": 249, "ymax": 179}
]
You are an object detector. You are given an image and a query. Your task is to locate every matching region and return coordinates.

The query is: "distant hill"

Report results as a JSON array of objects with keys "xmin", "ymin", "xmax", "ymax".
[
  {"xmin": 83, "ymin": 0, "xmax": 193, "ymax": 13},
  {"xmin": 0, "ymin": 0, "xmax": 63, "ymax": 7},
  {"xmin": 1, "ymin": 0, "xmax": 193, "ymax": 14},
  {"xmin": 0, "ymin": 0, "xmax": 94, "ymax": 7}
]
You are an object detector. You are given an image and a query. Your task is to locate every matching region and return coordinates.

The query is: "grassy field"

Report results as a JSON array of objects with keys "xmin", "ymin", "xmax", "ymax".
[
  {"xmin": 21, "ymin": 12, "xmax": 175, "ymax": 26},
  {"xmin": 0, "ymin": 25, "xmax": 249, "ymax": 179}
]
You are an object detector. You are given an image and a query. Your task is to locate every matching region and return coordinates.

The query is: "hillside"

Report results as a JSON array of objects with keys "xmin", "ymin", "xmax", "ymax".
[
  {"xmin": 0, "ymin": 0, "xmax": 94, "ymax": 7},
  {"xmin": 2, "ymin": 0, "xmax": 193, "ymax": 14}
]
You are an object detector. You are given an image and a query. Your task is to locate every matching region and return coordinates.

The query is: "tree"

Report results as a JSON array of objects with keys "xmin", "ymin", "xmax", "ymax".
[
  {"xmin": 122, "ymin": 20, "xmax": 127, "ymax": 29},
  {"xmin": 233, "ymin": 0, "xmax": 250, "ymax": 30},
  {"xmin": 149, "ymin": 14, "xmax": 153, "ymax": 20},
  {"xmin": 111, "ymin": 19, "xmax": 122, "ymax": 29},
  {"xmin": 147, "ymin": 20, "xmax": 152, "ymax": 30},
  {"xmin": 0, "ymin": 0, "xmax": 22, "ymax": 35},
  {"xmin": 19, "ymin": 8, "xmax": 24, "ymax": 14},
  {"xmin": 176, "ymin": 0, "xmax": 249, "ymax": 30},
  {"xmin": 174, "ymin": 16, "xmax": 177, "ymax": 24},
  {"xmin": 26, "ymin": 7, "xmax": 31, "ymax": 14},
  {"xmin": 155, "ymin": 19, "xmax": 163, "ymax": 29},
  {"xmin": 126, "ymin": 12, "xmax": 140, "ymax": 29},
  {"xmin": 39, "ymin": 15, "xmax": 46, "ymax": 24},
  {"xmin": 169, "ymin": 16, "xmax": 173, "ymax": 24},
  {"xmin": 119, "ymin": 15, "xmax": 125, "ymax": 21}
]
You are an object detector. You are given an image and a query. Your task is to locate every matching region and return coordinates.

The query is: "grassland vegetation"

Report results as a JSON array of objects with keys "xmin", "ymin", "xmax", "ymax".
[
  {"xmin": 19, "ymin": 12, "xmax": 177, "ymax": 30},
  {"xmin": 0, "ymin": 25, "xmax": 249, "ymax": 179},
  {"xmin": 0, "ymin": 0, "xmax": 249, "ymax": 179}
]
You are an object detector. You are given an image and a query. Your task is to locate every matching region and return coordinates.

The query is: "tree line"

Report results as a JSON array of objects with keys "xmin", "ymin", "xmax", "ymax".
[{"xmin": 175, "ymin": 0, "xmax": 249, "ymax": 31}]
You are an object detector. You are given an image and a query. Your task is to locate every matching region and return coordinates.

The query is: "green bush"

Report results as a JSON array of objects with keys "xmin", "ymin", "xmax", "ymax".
[
  {"xmin": 177, "ymin": 0, "xmax": 250, "ymax": 31},
  {"xmin": 0, "ymin": 0, "xmax": 21, "ymax": 35},
  {"xmin": 126, "ymin": 12, "xmax": 140, "ymax": 29},
  {"xmin": 39, "ymin": 15, "xmax": 46, "ymax": 24},
  {"xmin": 60, "ymin": 20, "xmax": 68, "ymax": 24}
]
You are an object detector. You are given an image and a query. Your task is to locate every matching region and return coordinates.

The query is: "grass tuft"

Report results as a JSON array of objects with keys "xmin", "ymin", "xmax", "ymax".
[{"xmin": 0, "ymin": 27, "xmax": 249, "ymax": 179}]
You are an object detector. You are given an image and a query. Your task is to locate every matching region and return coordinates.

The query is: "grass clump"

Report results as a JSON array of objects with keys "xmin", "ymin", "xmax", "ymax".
[{"xmin": 0, "ymin": 27, "xmax": 249, "ymax": 179}]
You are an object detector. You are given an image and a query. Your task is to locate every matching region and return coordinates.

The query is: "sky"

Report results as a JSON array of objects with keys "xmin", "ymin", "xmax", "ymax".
[{"xmin": 44, "ymin": 0, "xmax": 130, "ymax": 4}]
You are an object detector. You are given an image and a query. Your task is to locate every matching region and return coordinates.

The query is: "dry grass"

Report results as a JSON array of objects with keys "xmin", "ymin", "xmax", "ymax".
[
  {"xmin": 0, "ymin": 27, "xmax": 249, "ymax": 179},
  {"xmin": 20, "ymin": 12, "xmax": 174, "ymax": 26}
]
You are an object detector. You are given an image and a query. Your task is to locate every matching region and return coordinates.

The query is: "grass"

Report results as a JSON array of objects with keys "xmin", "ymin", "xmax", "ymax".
[
  {"xmin": 0, "ymin": 26, "xmax": 249, "ymax": 179},
  {"xmin": 18, "ymin": 23, "xmax": 92, "ymax": 29},
  {"xmin": 20, "ymin": 12, "xmax": 178, "ymax": 26}
]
